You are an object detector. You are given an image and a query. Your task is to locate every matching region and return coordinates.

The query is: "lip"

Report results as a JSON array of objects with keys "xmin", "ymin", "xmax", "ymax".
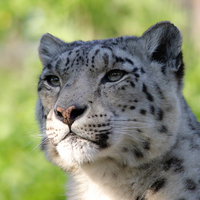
[{"xmin": 61, "ymin": 131, "xmax": 100, "ymax": 146}]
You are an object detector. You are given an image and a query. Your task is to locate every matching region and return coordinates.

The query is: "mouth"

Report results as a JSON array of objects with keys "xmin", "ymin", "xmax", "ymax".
[{"xmin": 59, "ymin": 131, "xmax": 109, "ymax": 149}]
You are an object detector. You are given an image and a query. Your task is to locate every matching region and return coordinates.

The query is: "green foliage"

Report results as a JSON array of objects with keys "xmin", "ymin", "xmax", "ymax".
[{"xmin": 0, "ymin": 0, "xmax": 199, "ymax": 199}]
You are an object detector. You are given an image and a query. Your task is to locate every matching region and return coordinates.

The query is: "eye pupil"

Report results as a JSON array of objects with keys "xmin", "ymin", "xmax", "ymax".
[{"xmin": 46, "ymin": 75, "xmax": 60, "ymax": 87}]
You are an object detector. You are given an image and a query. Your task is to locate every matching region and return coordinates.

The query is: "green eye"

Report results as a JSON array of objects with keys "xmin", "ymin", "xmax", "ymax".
[
  {"xmin": 46, "ymin": 75, "xmax": 60, "ymax": 87},
  {"xmin": 106, "ymin": 70, "xmax": 126, "ymax": 82}
]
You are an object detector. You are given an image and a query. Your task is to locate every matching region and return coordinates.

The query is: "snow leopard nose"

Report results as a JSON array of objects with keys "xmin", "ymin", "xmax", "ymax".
[{"xmin": 55, "ymin": 105, "xmax": 87, "ymax": 126}]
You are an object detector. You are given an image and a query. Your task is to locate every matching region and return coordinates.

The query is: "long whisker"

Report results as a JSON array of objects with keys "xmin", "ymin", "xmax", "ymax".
[
  {"xmin": 30, "ymin": 137, "xmax": 49, "ymax": 153},
  {"xmin": 27, "ymin": 127, "xmax": 46, "ymax": 136}
]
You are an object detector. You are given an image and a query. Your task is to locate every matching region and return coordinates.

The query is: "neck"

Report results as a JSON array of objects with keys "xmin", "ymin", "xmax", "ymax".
[{"xmin": 67, "ymin": 158, "xmax": 161, "ymax": 200}]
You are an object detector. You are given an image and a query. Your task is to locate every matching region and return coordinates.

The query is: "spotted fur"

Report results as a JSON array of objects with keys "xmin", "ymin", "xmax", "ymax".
[{"xmin": 36, "ymin": 21, "xmax": 200, "ymax": 200}]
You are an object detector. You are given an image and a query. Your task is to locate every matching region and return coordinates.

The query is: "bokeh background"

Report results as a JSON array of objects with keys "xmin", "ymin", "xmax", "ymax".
[{"xmin": 0, "ymin": 0, "xmax": 200, "ymax": 199}]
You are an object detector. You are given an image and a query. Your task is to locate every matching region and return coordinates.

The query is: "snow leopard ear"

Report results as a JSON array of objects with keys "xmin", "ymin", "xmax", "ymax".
[
  {"xmin": 38, "ymin": 33, "xmax": 67, "ymax": 67},
  {"xmin": 141, "ymin": 21, "xmax": 182, "ymax": 67}
]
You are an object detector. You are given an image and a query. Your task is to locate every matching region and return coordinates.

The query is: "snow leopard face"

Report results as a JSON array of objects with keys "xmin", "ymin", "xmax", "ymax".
[{"xmin": 37, "ymin": 22, "xmax": 184, "ymax": 171}]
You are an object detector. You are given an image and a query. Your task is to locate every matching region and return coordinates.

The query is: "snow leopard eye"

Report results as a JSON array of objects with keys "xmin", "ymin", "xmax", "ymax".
[
  {"xmin": 106, "ymin": 70, "xmax": 126, "ymax": 82},
  {"xmin": 46, "ymin": 75, "xmax": 60, "ymax": 87}
]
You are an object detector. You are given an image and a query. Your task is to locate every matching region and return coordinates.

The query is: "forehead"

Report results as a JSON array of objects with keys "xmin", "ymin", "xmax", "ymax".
[{"xmin": 44, "ymin": 36, "xmax": 146, "ymax": 75}]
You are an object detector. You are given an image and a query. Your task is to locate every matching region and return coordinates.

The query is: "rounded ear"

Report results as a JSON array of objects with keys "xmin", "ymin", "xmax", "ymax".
[
  {"xmin": 141, "ymin": 21, "xmax": 182, "ymax": 64},
  {"xmin": 38, "ymin": 33, "xmax": 67, "ymax": 67}
]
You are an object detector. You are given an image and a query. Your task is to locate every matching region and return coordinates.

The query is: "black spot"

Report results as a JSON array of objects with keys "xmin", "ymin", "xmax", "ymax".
[
  {"xmin": 130, "ymin": 81, "xmax": 135, "ymax": 88},
  {"xmin": 150, "ymin": 105, "xmax": 155, "ymax": 115},
  {"xmin": 150, "ymin": 178, "xmax": 166, "ymax": 193},
  {"xmin": 71, "ymin": 58, "xmax": 76, "ymax": 67},
  {"xmin": 134, "ymin": 73, "xmax": 140, "ymax": 78},
  {"xmin": 133, "ymin": 148, "xmax": 144, "ymax": 158},
  {"xmin": 137, "ymin": 129, "xmax": 142, "ymax": 133},
  {"xmin": 125, "ymin": 58, "xmax": 134, "ymax": 65},
  {"xmin": 157, "ymin": 108, "xmax": 164, "ymax": 121},
  {"xmin": 154, "ymin": 83, "xmax": 164, "ymax": 99},
  {"xmin": 103, "ymin": 53, "xmax": 109, "ymax": 67},
  {"xmin": 140, "ymin": 109, "xmax": 147, "ymax": 115},
  {"xmin": 121, "ymin": 86, "xmax": 125, "ymax": 90},
  {"xmin": 142, "ymin": 141, "xmax": 150, "ymax": 150},
  {"xmin": 141, "ymin": 68, "xmax": 146, "ymax": 74},
  {"xmin": 115, "ymin": 56, "xmax": 125, "ymax": 63},
  {"xmin": 130, "ymin": 106, "xmax": 135, "ymax": 110},
  {"xmin": 163, "ymin": 157, "xmax": 184, "ymax": 173},
  {"xmin": 159, "ymin": 125, "xmax": 168, "ymax": 133},
  {"xmin": 161, "ymin": 66, "xmax": 166, "ymax": 75},
  {"xmin": 184, "ymin": 179, "xmax": 196, "ymax": 191},
  {"xmin": 65, "ymin": 57, "xmax": 70, "ymax": 66},
  {"xmin": 142, "ymin": 84, "xmax": 154, "ymax": 102},
  {"xmin": 132, "ymin": 67, "xmax": 138, "ymax": 73}
]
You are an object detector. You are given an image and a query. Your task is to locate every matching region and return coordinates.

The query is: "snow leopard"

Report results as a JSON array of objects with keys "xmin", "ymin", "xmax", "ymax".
[{"xmin": 36, "ymin": 21, "xmax": 200, "ymax": 200}]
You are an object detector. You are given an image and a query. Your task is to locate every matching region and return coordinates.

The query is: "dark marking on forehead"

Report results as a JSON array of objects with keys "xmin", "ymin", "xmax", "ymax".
[
  {"xmin": 125, "ymin": 58, "xmax": 134, "ymax": 65},
  {"xmin": 103, "ymin": 53, "xmax": 109, "ymax": 67},
  {"xmin": 115, "ymin": 56, "xmax": 125, "ymax": 63},
  {"xmin": 156, "ymin": 108, "xmax": 164, "ymax": 121},
  {"xmin": 71, "ymin": 57, "xmax": 76, "ymax": 67},
  {"xmin": 65, "ymin": 57, "xmax": 70, "ymax": 66},
  {"xmin": 150, "ymin": 105, "xmax": 155, "ymax": 115},
  {"xmin": 101, "ymin": 45, "xmax": 113, "ymax": 51},
  {"xmin": 142, "ymin": 83, "xmax": 154, "ymax": 102},
  {"xmin": 91, "ymin": 49, "xmax": 100, "ymax": 68},
  {"xmin": 115, "ymin": 56, "xmax": 134, "ymax": 66}
]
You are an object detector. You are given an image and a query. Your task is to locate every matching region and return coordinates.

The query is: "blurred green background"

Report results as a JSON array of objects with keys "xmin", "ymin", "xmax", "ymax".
[{"xmin": 0, "ymin": 0, "xmax": 200, "ymax": 199}]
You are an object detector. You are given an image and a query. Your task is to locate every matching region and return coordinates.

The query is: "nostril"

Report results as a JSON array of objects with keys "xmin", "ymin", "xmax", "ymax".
[
  {"xmin": 56, "ymin": 110, "xmax": 63, "ymax": 118},
  {"xmin": 70, "ymin": 108, "xmax": 86, "ymax": 121}
]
